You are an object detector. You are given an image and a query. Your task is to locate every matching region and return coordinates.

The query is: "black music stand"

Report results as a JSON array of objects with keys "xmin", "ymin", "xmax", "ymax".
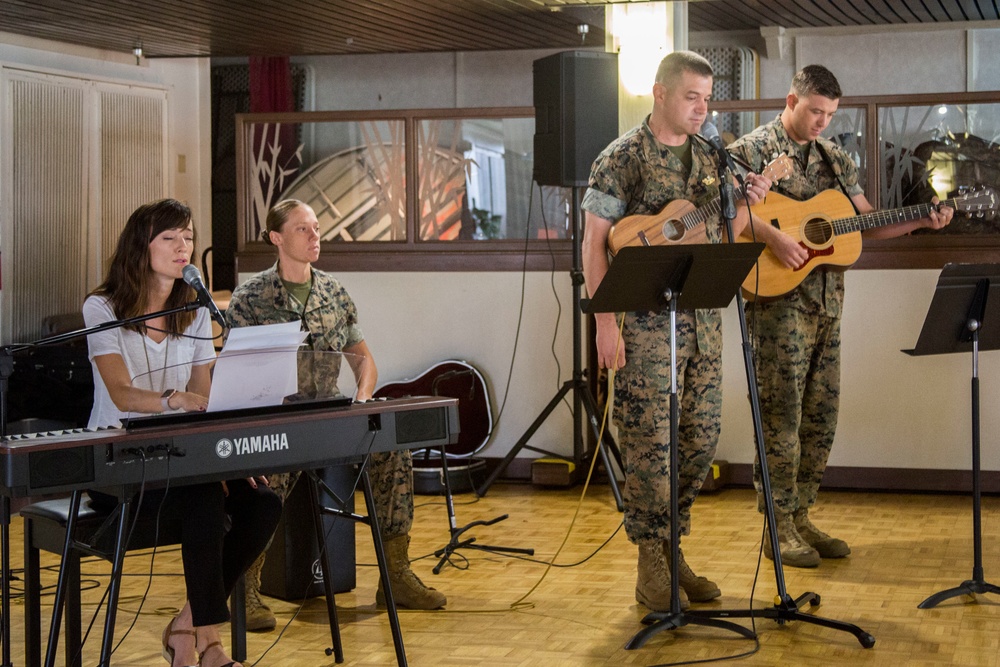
[
  {"xmin": 904, "ymin": 263, "xmax": 1000, "ymax": 609},
  {"xmin": 584, "ymin": 242, "xmax": 763, "ymax": 646}
]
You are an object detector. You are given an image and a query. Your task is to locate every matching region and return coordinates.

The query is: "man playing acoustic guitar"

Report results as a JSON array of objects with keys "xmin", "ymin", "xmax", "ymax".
[
  {"xmin": 727, "ymin": 65, "xmax": 953, "ymax": 567},
  {"xmin": 581, "ymin": 51, "xmax": 772, "ymax": 612}
]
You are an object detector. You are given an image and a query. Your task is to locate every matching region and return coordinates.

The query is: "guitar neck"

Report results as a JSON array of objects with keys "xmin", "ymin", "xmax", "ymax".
[
  {"xmin": 836, "ymin": 199, "xmax": 949, "ymax": 234},
  {"xmin": 680, "ymin": 188, "xmax": 746, "ymax": 231}
]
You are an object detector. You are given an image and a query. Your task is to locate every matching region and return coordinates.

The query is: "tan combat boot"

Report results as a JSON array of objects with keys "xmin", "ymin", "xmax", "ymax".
[
  {"xmin": 763, "ymin": 513, "xmax": 821, "ymax": 568},
  {"xmin": 375, "ymin": 535, "xmax": 446, "ymax": 610},
  {"xmin": 244, "ymin": 553, "xmax": 276, "ymax": 632},
  {"xmin": 794, "ymin": 508, "xmax": 851, "ymax": 558},
  {"xmin": 664, "ymin": 544, "xmax": 721, "ymax": 602},
  {"xmin": 635, "ymin": 541, "xmax": 688, "ymax": 611}
]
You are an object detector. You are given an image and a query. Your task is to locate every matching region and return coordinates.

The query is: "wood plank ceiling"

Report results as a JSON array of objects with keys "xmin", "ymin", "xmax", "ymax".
[{"xmin": 0, "ymin": 1, "xmax": 997, "ymax": 58}]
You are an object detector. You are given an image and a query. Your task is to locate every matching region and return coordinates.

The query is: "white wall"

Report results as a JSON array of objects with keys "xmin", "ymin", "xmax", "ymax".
[
  {"xmin": 341, "ymin": 272, "xmax": 576, "ymax": 459},
  {"xmin": 717, "ymin": 272, "xmax": 1000, "ymax": 472}
]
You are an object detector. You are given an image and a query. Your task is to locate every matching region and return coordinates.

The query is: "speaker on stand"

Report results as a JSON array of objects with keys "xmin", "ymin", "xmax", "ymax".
[
  {"xmin": 532, "ymin": 50, "xmax": 620, "ymax": 188},
  {"xmin": 478, "ymin": 50, "xmax": 624, "ymax": 502}
]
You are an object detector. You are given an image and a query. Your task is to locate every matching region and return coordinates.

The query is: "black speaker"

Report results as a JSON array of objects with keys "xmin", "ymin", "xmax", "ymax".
[
  {"xmin": 533, "ymin": 50, "xmax": 619, "ymax": 187},
  {"xmin": 260, "ymin": 465, "xmax": 356, "ymax": 600}
]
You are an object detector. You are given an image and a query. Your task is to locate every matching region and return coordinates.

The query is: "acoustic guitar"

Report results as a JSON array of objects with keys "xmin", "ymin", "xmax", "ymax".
[
  {"xmin": 606, "ymin": 154, "xmax": 794, "ymax": 255},
  {"xmin": 740, "ymin": 187, "xmax": 999, "ymax": 299},
  {"xmin": 374, "ymin": 359, "xmax": 492, "ymax": 458}
]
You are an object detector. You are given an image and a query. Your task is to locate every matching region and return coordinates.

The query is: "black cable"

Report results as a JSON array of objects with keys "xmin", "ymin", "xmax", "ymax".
[
  {"xmin": 111, "ymin": 449, "xmax": 175, "ymax": 655},
  {"xmin": 485, "ymin": 179, "xmax": 535, "ymax": 435},
  {"xmin": 537, "ymin": 184, "xmax": 570, "ymax": 415}
]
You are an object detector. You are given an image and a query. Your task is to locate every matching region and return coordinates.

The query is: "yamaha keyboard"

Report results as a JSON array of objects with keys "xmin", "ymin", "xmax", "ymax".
[
  {"xmin": 1, "ymin": 395, "xmax": 460, "ymax": 497},
  {"xmin": 3, "ymin": 395, "xmax": 458, "ymax": 667}
]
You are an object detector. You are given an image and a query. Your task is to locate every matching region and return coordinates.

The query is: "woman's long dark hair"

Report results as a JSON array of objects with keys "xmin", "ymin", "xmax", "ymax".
[{"xmin": 90, "ymin": 198, "xmax": 197, "ymax": 335}]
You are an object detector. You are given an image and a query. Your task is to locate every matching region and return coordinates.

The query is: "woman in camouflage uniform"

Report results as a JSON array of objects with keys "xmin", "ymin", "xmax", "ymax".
[{"xmin": 227, "ymin": 200, "xmax": 446, "ymax": 631}]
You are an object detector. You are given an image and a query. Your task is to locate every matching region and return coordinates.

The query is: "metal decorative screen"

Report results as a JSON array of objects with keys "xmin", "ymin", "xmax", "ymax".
[{"xmin": 694, "ymin": 46, "xmax": 759, "ymax": 140}]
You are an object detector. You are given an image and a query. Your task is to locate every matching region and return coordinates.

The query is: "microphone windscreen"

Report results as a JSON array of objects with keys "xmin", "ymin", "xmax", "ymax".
[
  {"xmin": 701, "ymin": 120, "xmax": 722, "ymax": 144},
  {"xmin": 182, "ymin": 264, "xmax": 203, "ymax": 287}
]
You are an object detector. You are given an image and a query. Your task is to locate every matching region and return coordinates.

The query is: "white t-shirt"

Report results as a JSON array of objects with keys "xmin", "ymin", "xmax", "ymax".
[{"xmin": 83, "ymin": 295, "xmax": 216, "ymax": 429}]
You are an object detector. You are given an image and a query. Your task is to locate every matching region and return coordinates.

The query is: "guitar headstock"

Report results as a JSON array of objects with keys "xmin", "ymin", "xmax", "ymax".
[
  {"xmin": 762, "ymin": 154, "xmax": 794, "ymax": 182},
  {"xmin": 953, "ymin": 186, "xmax": 999, "ymax": 217}
]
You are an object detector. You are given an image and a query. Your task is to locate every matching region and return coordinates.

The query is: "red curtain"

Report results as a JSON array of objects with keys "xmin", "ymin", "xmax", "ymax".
[
  {"xmin": 248, "ymin": 57, "xmax": 299, "ymax": 236},
  {"xmin": 249, "ymin": 56, "xmax": 293, "ymax": 113}
]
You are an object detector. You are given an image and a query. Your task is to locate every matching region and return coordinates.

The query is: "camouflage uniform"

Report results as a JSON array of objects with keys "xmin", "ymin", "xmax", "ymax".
[
  {"xmin": 227, "ymin": 261, "xmax": 413, "ymax": 539},
  {"xmin": 728, "ymin": 116, "xmax": 863, "ymax": 515},
  {"xmin": 581, "ymin": 116, "xmax": 726, "ymax": 543}
]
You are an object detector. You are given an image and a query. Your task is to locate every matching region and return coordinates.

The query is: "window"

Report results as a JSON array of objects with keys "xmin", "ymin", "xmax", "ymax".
[{"xmin": 235, "ymin": 109, "xmax": 574, "ymax": 272}]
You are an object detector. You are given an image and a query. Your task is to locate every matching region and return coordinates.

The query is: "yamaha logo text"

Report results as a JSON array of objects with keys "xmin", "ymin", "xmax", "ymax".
[{"xmin": 214, "ymin": 433, "xmax": 290, "ymax": 458}]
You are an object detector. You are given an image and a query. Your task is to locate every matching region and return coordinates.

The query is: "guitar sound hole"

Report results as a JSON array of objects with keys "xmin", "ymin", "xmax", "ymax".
[
  {"xmin": 661, "ymin": 219, "xmax": 684, "ymax": 242},
  {"xmin": 802, "ymin": 218, "xmax": 834, "ymax": 246}
]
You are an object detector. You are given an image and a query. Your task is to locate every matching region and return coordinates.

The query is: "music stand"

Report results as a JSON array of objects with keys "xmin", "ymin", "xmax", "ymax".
[
  {"xmin": 903, "ymin": 263, "xmax": 1000, "ymax": 608},
  {"xmin": 584, "ymin": 242, "xmax": 763, "ymax": 645}
]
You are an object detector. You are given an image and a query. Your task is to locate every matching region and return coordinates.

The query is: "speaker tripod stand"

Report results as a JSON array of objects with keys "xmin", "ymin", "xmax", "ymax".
[{"xmin": 476, "ymin": 186, "xmax": 623, "ymax": 509}]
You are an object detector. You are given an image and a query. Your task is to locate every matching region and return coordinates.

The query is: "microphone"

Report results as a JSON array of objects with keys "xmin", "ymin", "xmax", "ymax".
[
  {"xmin": 701, "ymin": 120, "xmax": 739, "ymax": 226},
  {"xmin": 182, "ymin": 264, "xmax": 227, "ymax": 329},
  {"xmin": 700, "ymin": 120, "xmax": 741, "ymax": 180}
]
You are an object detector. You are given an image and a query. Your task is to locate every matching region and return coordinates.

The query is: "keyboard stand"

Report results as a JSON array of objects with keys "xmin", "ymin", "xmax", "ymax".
[{"xmin": 307, "ymin": 458, "xmax": 409, "ymax": 667}]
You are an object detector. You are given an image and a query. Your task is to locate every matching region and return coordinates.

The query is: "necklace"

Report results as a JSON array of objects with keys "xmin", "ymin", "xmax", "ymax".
[{"xmin": 142, "ymin": 333, "xmax": 170, "ymax": 392}]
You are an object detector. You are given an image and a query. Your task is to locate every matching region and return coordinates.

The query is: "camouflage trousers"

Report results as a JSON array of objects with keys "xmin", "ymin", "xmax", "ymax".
[
  {"xmin": 615, "ymin": 310, "xmax": 722, "ymax": 543},
  {"xmin": 265, "ymin": 449, "xmax": 414, "ymax": 540},
  {"xmin": 749, "ymin": 302, "xmax": 841, "ymax": 515}
]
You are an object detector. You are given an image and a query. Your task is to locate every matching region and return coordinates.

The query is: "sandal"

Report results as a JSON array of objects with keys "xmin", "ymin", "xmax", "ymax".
[
  {"xmin": 161, "ymin": 617, "xmax": 198, "ymax": 667},
  {"xmin": 198, "ymin": 640, "xmax": 240, "ymax": 667}
]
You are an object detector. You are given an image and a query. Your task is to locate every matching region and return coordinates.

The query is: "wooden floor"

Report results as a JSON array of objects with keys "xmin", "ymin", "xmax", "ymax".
[{"xmin": 7, "ymin": 482, "xmax": 1000, "ymax": 666}]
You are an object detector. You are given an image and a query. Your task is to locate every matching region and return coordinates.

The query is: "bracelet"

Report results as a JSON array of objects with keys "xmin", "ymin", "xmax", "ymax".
[{"xmin": 161, "ymin": 389, "xmax": 177, "ymax": 412}]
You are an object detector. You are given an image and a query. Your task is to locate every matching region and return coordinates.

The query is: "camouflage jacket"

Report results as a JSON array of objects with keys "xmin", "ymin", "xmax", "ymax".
[
  {"xmin": 227, "ymin": 261, "xmax": 364, "ymax": 352},
  {"xmin": 581, "ymin": 115, "xmax": 725, "ymax": 353},
  {"xmin": 728, "ymin": 115, "xmax": 864, "ymax": 317}
]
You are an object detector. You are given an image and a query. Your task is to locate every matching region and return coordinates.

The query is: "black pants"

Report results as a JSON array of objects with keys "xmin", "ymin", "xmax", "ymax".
[{"xmin": 89, "ymin": 480, "xmax": 282, "ymax": 626}]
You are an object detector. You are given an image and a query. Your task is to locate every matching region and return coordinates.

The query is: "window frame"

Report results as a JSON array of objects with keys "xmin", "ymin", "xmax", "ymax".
[
  {"xmin": 236, "ymin": 90, "xmax": 1000, "ymax": 274},
  {"xmin": 234, "ymin": 107, "xmax": 574, "ymax": 273},
  {"xmin": 710, "ymin": 90, "xmax": 1000, "ymax": 270}
]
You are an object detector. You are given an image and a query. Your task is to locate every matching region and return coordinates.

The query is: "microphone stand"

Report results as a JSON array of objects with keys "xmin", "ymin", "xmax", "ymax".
[
  {"xmin": 0, "ymin": 299, "xmax": 204, "ymax": 667},
  {"xmin": 649, "ymin": 149, "xmax": 876, "ymax": 648}
]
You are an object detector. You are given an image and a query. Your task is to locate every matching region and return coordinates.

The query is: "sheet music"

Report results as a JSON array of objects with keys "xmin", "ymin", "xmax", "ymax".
[{"xmin": 208, "ymin": 321, "xmax": 308, "ymax": 412}]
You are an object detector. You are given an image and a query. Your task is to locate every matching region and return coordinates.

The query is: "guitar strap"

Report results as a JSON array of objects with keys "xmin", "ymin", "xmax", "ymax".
[{"xmin": 814, "ymin": 140, "xmax": 862, "ymax": 215}]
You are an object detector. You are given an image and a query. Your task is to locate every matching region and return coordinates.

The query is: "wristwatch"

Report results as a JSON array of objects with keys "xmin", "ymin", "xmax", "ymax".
[{"xmin": 161, "ymin": 389, "xmax": 177, "ymax": 412}]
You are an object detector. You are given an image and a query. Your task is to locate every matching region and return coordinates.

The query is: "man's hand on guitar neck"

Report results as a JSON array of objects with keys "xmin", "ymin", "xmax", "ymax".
[
  {"xmin": 743, "ymin": 172, "xmax": 772, "ymax": 207},
  {"xmin": 924, "ymin": 197, "xmax": 955, "ymax": 231},
  {"xmin": 729, "ymin": 171, "xmax": 773, "ymax": 239},
  {"xmin": 860, "ymin": 195, "xmax": 954, "ymax": 239}
]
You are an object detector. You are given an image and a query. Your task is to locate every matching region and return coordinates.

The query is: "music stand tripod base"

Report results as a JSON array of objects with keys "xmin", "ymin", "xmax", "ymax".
[
  {"xmin": 586, "ymin": 244, "xmax": 764, "ymax": 648},
  {"xmin": 431, "ymin": 447, "xmax": 533, "ymax": 574},
  {"xmin": 905, "ymin": 264, "xmax": 1000, "ymax": 610}
]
